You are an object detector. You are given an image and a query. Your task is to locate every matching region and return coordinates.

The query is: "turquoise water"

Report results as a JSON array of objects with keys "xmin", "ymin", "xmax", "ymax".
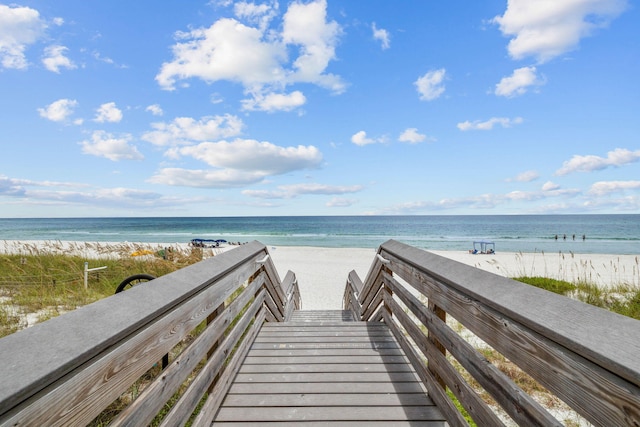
[{"xmin": 0, "ymin": 215, "xmax": 638, "ymax": 254}]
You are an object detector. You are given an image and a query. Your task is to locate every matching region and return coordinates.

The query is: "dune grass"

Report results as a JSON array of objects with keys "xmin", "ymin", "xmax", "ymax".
[{"xmin": 0, "ymin": 242, "xmax": 206, "ymax": 337}]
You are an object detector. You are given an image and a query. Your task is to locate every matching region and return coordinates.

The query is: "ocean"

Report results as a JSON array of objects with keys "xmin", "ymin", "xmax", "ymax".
[{"xmin": 0, "ymin": 215, "xmax": 638, "ymax": 255}]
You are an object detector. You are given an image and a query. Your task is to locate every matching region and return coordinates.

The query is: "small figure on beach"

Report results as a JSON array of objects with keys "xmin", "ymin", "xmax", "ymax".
[
  {"xmin": 582, "ymin": 234, "xmax": 586, "ymax": 241},
  {"xmin": 563, "ymin": 234, "xmax": 566, "ymax": 241},
  {"xmin": 554, "ymin": 234, "xmax": 558, "ymax": 241},
  {"xmin": 572, "ymin": 234, "xmax": 575, "ymax": 240}
]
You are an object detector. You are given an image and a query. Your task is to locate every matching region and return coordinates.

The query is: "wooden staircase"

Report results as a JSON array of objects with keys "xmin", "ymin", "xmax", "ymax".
[{"xmin": 213, "ymin": 310, "xmax": 446, "ymax": 426}]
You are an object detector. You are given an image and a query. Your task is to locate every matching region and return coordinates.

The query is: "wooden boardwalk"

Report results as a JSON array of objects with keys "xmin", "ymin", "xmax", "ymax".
[{"xmin": 214, "ymin": 310, "xmax": 446, "ymax": 426}]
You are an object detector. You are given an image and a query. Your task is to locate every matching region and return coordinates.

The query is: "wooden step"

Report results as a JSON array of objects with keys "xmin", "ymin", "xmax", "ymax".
[
  {"xmin": 213, "ymin": 313, "xmax": 446, "ymax": 426},
  {"xmin": 287, "ymin": 309, "xmax": 356, "ymax": 322}
]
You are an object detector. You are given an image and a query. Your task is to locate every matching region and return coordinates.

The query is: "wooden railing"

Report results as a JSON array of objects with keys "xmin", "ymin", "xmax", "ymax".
[
  {"xmin": 343, "ymin": 239, "xmax": 640, "ymax": 427},
  {"xmin": 0, "ymin": 241, "xmax": 299, "ymax": 426}
]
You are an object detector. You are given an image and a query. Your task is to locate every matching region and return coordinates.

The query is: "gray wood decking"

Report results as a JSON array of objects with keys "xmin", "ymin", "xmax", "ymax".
[{"xmin": 213, "ymin": 310, "xmax": 446, "ymax": 426}]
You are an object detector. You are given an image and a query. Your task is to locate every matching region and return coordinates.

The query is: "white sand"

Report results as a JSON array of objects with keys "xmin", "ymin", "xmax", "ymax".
[
  {"xmin": 2, "ymin": 240, "xmax": 638, "ymax": 310},
  {"xmin": 268, "ymin": 246, "xmax": 638, "ymax": 310}
]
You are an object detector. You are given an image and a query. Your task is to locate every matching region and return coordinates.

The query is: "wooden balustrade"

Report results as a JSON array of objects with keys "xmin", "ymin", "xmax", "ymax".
[
  {"xmin": 343, "ymin": 239, "xmax": 640, "ymax": 427},
  {"xmin": 0, "ymin": 241, "xmax": 299, "ymax": 427}
]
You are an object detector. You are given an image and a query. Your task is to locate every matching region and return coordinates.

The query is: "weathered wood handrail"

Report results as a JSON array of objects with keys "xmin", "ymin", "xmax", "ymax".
[
  {"xmin": 343, "ymin": 239, "xmax": 640, "ymax": 427},
  {"xmin": 0, "ymin": 241, "xmax": 300, "ymax": 426}
]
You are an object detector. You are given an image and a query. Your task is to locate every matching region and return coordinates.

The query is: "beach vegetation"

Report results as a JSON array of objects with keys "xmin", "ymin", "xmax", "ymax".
[
  {"xmin": 514, "ymin": 276, "xmax": 640, "ymax": 320},
  {"xmin": 0, "ymin": 242, "xmax": 206, "ymax": 338}
]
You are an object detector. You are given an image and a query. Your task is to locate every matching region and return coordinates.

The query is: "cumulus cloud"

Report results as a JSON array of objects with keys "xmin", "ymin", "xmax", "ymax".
[
  {"xmin": 507, "ymin": 170, "xmax": 539, "ymax": 182},
  {"xmin": 495, "ymin": 66, "xmax": 544, "ymax": 97},
  {"xmin": 398, "ymin": 128, "xmax": 428, "ymax": 144},
  {"xmin": 372, "ymin": 22, "xmax": 390, "ymax": 49},
  {"xmin": 492, "ymin": 0, "xmax": 628, "ymax": 63},
  {"xmin": 457, "ymin": 116, "xmax": 523, "ymax": 131},
  {"xmin": 148, "ymin": 138, "xmax": 324, "ymax": 189},
  {"xmin": 415, "ymin": 68, "xmax": 446, "ymax": 101},
  {"xmin": 589, "ymin": 180, "xmax": 640, "ymax": 196},
  {"xmin": 243, "ymin": 183, "xmax": 363, "ymax": 199},
  {"xmin": 0, "ymin": 4, "xmax": 46, "ymax": 69},
  {"xmin": 234, "ymin": 0, "xmax": 278, "ymax": 30},
  {"xmin": 94, "ymin": 102, "xmax": 123, "ymax": 123},
  {"xmin": 241, "ymin": 90, "xmax": 306, "ymax": 112},
  {"xmin": 142, "ymin": 115, "xmax": 244, "ymax": 146},
  {"xmin": 178, "ymin": 139, "xmax": 322, "ymax": 175},
  {"xmin": 145, "ymin": 104, "xmax": 163, "ymax": 116},
  {"xmin": 148, "ymin": 168, "xmax": 268, "ymax": 188},
  {"xmin": 80, "ymin": 130, "xmax": 143, "ymax": 161},
  {"xmin": 156, "ymin": 0, "xmax": 344, "ymax": 111},
  {"xmin": 541, "ymin": 181, "xmax": 561, "ymax": 191},
  {"xmin": 38, "ymin": 98, "xmax": 78, "ymax": 122},
  {"xmin": 326, "ymin": 197, "xmax": 357, "ymax": 207},
  {"xmin": 42, "ymin": 45, "xmax": 76, "ymax": 73},
  {"xmin": 351, "ymin": 130, "xmax": 385, "ymax": 146},
  {"xmin": 556, "ymin": 148, "xmax": 640, "ymax": 175}
]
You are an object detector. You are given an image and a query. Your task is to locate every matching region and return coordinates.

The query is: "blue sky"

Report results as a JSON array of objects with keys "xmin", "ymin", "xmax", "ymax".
[{"xmin": 1, "ymin": 0, "xmax": 639, "ymax": 217}]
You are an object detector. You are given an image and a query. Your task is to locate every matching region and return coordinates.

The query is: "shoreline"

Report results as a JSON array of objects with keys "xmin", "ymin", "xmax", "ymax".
[{"xmin": 1, "ymin": 240, "xmax": 637, "ymax": 310}]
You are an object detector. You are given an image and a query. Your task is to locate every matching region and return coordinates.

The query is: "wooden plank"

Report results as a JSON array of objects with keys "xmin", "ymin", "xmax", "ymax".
[
  {"xmin": 215, "ymin": 406, "xmax": 445, "ymax": 422},
  {"xmin": 213, "ymin": 422, "xmax": 443, "ymax": 427},
  {"xmin": 250, "ymin": 341, "xmax": 401, "ymax": 349},
  {"xmin": 241, "ymin": 355, "xmax": 411, "ymax": 364},
  {"xmin": 382, "ymin": 310, "xmax": 470, "ymax": 427},
  {"xmin": 159, "ymin": 293, "xmax": 265, "ymax": 427},
  {"xmin": 189, "ymin": 309, "xmax": 266, "ymax": 427},
  {"xmin": 385, "ymin": 272, "xmax": 556, "ymax": 427},
  {"xmin": 222, "ymin": 392, "xmax": 433, "ymax": 407},
  {"xmin": 245, "ymin": 348, "xmax": 406, "ymax": 357},
  {"xmin": 0, "ymin": 241, "xmax": 268, "ymax": 422},
  {"xmin": 379, "ymin": 239, "xmax": 640, "ymax": 385},
  {"xmin": 214, "ymin": 311, "xmax": 444, "ymax": 425},
  {"xmin": 239, "ymin": 363, "xmax": 415, "ymax": 373},
  {"xmin": 386, "ymin": 247, "xmax": 640, "ymax": 426},
  {"xmin": 227, "ymin": 381, "xmax": 428, "ymax": 394},
  {"xmin": 110, "ymin": 283, "xmax": 266, "ymax": 426},
  {"xmin": 231, "ymin": 372, "xmax": 424, "ymax": 383},
  {"xmin": 0, "ymin": 247, "xmax": 268, "ymax": 426}
]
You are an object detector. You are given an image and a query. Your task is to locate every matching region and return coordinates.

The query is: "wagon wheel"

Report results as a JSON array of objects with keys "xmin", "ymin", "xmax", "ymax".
[
  {"xmin": 114, "ymin": 273, "xmax": 168, "ymax": 369},
  {"xmin": 115, "ymin": 273, "xmax": 156, "ymax": 294}
]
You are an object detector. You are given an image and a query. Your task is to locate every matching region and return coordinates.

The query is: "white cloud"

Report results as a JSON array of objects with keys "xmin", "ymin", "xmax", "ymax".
[
  {"xmin": 372, "ymin": 22, "xmax": 390, "ymax": 50},
  {"xmin": 457, "ymin": 116, "xmax": 523, "ymax": 131},
  {"xmin": 234, "ymin": 0, "xmax": 277, "ymax": 30},
  {"xmin": 507, "ymin": 170, "xmax": 539, "ymax": 182},
  {"xmin": 351, "ymin": 130, "xmax": 381, "ymax": 146},
  {"xmin": 556, "ymin": 148, "xmax": 640, "ymax": 175},
  {"xmin": 142, "ymin": 114, "xmax": 244, "ymax": 146},
  {"xmin": 148, "ymin": 168, "xmax": 268, "ymax": 188},
  {"xmin": 492, "ymin": 0, "xmax": 628, "ymax": 63},
  {"xmin": 415, "ymin": 68, "xmax": 446, "ymax": 101},
  {"xmin": 243, "ymin": 183, "xmax": 363, "ymax": 199},
  {"xmin": 0, "ymin": 4, "xmax": 46, "ymax": 69},
  {"xmin": 541, "ymin": 181, "xmax": 560, "ymax": 191},
  {"xmin": 80, "ymin": 131, "xmax": 143, "ymax": 161},
  {"xmin": 156, "ymin": 0, "xmax": 344, "ymax": 101},
  {"xmin": 398, "ymin": 128, "xmax": 427, "ymax": 144},
  {"xmin": 42, "ymin": 45, "xmax": 76, "ymax": 73},
  {"xmin": 495, "ymin": 66, "xmax": 544, "ymax": 97},
  {"xmin": 326, "ymin": 197, "xmax": 357, "ymax": 207},
  {"xmin": 178, "ymin": 139, "xmax": 322, "ymax": 174},
  {"xmin": 282, "ymin": 0, "xmax": 343, "ymax": 91},
  {"xmin": 241, "ymin": 90, "xmax": 306, "ymax": 112},
  {"xmin": 145, "ymin": 104, "xmax": 163, "ymax": 116},
  {"xmin": 589, "ymin": 180, "xmax": 640, "ymax": 196},
  {"xmin": 94, "ymin": 102, "xmax": 123, "ymax": 123},
  {"xmin": 38, "ymin": 98, "xmax": 78, "ymax": 122}
]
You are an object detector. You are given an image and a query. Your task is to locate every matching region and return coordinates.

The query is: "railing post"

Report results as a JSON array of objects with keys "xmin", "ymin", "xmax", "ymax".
[
  {"xmin": 382, "ymin": 265, "xmax": 393, "ymax": 318},
  {"xmin": 428, "ymin": 301, "xmax": 447, "ymax": 389}
]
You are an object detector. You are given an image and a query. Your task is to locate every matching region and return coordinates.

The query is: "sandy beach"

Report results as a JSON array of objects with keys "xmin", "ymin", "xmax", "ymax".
[{"xmin": 1, "ymin": 240, "xmax": 638, "ymax": 310}]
